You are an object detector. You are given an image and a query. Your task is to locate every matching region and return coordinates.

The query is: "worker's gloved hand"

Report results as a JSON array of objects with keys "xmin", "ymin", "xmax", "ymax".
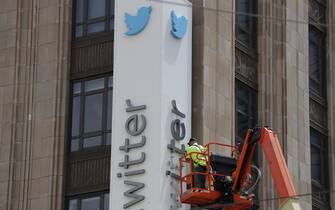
[{"xmin": 247, "ymin": 193, "xmax": 255, "ymax": 199}]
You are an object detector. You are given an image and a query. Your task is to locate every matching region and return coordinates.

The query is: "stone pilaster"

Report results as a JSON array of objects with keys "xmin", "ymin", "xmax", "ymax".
[
  {"xmin": 285, "ymin": 0, "xmax": 312, "ymax": 209},
  {"xmin": 192, "ymin": 0, "xmax": 235, "ymax": 146},
  {"xmin": 0, "ymin": 0, "xmax": 71, "ymax": 209},
  {"xmin": 258, "ymin": 0, "xmax": 287, "ymax": 209}
]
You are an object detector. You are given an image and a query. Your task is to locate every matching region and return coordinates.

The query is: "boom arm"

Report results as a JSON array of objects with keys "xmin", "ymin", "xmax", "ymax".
[{"xmin": 233, "ymin": 127, "xmax": 302, "ymax": 210}]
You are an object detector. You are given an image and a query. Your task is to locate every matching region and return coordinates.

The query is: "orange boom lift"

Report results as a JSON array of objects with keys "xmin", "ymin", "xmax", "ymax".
[{"xmin": 180, "ymin": 127, "xmax": 302, "ymax": 210}]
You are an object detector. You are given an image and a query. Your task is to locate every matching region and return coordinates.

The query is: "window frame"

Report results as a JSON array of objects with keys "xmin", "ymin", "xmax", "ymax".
[
  {"xmin": 68, "ymin": 74, "xmax": 113, "ymax": 154},
  {"xmin": 235, "ymin": 0, "xmax": 258, "ymax": 51},
  {"xmin": 235, "ymin": 2, "xmax": 259, "ymax": 208},
  {"xmin": 73, "ymin": 0, "xmax": 115, "ymax": 40},
  {"xmin": 308, "ymin": 0, "xmax": 326, "ymax": 28},
  {"xmin": 235, "ymin": 79, "xmax": 258, "ymax": 143},
  {"xmin": 309, "ymin": 25, "xmax": 327, "ymax": 100},
  {"xmin": 67, "ymin": 191, "xmax": 110, "ymax": 210},
  {"xmin": 310, "ymin": 128, "xmax": 328, "ymax": 186},
  {"xmin": 308, "ymin": 0, "xmax": 329, "ymax": 209},
  {"xmin": 235, "ymin": 48, "xmax": 258, "ymax": 88}
]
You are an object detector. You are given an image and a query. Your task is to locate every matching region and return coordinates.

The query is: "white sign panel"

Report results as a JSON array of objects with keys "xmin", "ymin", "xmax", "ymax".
[{"xmin": 111, "ymin": 0, "xmax": 192, "ymax": 210}]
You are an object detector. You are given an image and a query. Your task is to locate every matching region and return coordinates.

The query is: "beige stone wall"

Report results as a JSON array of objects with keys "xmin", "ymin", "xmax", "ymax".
[
  {"xmin": 284, "ymin": 0, "xmax": 312, "ymax": 209},
  {"xmin": 257, "ymin": 0, "xmax": 286, "ymax": 208},
  {"xmin": 192, "ymin": 0, "xmax": 313, "ymax": 209},
  {"xmin": 192, "ymin": 0, "xmax": 235, "ymax": 147},
  {"xmin": 0, "ymin": 0, "xmax": 71, "ymax": 209},
  {"xmin": 257, "ymin": 0, "xmax": 312, "ymax": 209},
  {"xmin": 0, "ymin": 0, "xmax": 333, "ymax": 210}
]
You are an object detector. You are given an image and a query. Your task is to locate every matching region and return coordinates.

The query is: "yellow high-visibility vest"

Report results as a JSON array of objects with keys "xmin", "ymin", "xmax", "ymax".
[{"xmin": 186, "ymin": 143, "xmax": 207, "ymax": 166}]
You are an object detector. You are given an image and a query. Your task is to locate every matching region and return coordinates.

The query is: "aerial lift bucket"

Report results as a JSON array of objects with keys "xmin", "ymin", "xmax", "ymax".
[
  {"xmin": 179, "ymin": 143, "xmax": 253, "ymax": 209},
  {"xmin": 179, "ymin": 128, "xmax": 302, "ymax": 210}
]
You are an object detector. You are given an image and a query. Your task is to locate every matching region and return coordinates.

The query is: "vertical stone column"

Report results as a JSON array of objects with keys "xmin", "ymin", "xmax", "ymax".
[
  {"xmin": 0, "ymin": 0, "xmax": 20, "ymax": 209},
  {"xmin": 258, "ymin": 0, "xmax": 286, "ymax": 209},
  {"xmin": 0, "ymin": 0, "xmax": 71, "ymax": 209},
  {"xmin": 192, "ymin": 0, "xmax": 235, "ymax": 146},
  {"xmin": 285, "ymin": 0, "xmax": 312, "ymax": 209}
]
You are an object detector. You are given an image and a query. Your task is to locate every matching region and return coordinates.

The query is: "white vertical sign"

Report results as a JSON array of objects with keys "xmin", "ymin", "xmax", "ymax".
[{"xmin": 111, "ymin": 0, "xmax": 192, "ymax": 210}]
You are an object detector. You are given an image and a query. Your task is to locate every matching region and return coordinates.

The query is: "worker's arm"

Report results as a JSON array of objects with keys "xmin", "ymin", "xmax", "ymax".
[
  {"xmin": 186, "ymin": 146, "xmax": 206, "ymax": 166},
  {"xmin": 198, "ymin": 145, "xmax": 207, "ymax": 153},
  {"xmin": 186, "ymin": 146, "xmax": 199, "ymax": 163}
]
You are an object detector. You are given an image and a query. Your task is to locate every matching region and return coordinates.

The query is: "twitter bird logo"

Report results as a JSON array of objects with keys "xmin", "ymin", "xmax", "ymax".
[
  {"xmin": 170, "ymin": 11, "xmax": 188, "ymax": 39},
  {"xmin": 124, "ymin": 6, "xmax": 152, "ymax": 36}
]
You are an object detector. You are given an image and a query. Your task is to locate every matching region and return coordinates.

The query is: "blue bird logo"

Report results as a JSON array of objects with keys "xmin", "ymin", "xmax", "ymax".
[
  {"xmin": 124, "ymin": 6, "xmax": 152, "ymax": 36},
  {"xmin": 170, "ymin": 11, "xmax": 188, "ymax": 39}
]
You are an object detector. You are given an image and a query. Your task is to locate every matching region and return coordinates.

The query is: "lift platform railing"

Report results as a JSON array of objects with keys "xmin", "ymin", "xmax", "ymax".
[{"xmin": 179, "ymin": 142, "xmax": 239, "ymax": 205}]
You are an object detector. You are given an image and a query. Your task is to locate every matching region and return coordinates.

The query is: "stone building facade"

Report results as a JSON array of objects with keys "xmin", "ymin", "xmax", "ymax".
[
  {"xmin": 193, "ymin": 0, "xmax": 335, "ymax": 210},
  {"xmin": 0, "ymin": 0, "xmax": 334, "ymax": 210}
]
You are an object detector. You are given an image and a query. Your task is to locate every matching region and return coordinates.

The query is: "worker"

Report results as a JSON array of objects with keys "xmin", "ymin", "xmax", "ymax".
[{"xmin": 186, "ymin": 138, "xmax": 207, "ymax": 189}]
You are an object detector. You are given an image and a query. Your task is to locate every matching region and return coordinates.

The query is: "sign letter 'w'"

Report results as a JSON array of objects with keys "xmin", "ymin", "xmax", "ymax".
[{"xmin": 123, "ymin": 181, "xmax": 145, "ymax": 208}]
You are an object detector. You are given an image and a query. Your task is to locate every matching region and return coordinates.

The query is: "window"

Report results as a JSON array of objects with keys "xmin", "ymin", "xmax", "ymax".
[
  {"xmin": 235, "ymin": 1, "xmax": 258, "ymax": 209},
  {"xmin": 311, "ymin": 129, "xmax": 329, "ymax": 210},
  {"xmin": 236, "ymin": 0, "xmax": 257, "ymax": 48},
  {"xmin": 235, "ymin": 80, "xmax": 257, "ymax": 142},
  {"xmin": 309, "ymin": 0, "xmax": 326, "ymax": 24},
  {"xmin": 309, "ymin": 26, "xmax": 326, "ymax": 98},
  {"xmin": 68, "ymin": 192, "xmax": 110, "ymax": 210},
  {"xmin": 310, "ymin": 129, "xmax": 327, "ymax": 185},
  {"xmin": 70, "ymin": 75, "xmax": 113, "ymax": 152},
  {"xmin": 74, "ymin": 0, "xmax": 115, "ymax": 38},
  {"xmin": 308, "ymin": 1, "xmax": 329, "ymax": 209}
]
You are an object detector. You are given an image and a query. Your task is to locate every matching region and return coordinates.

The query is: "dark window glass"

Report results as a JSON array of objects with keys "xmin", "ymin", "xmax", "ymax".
[
  {"xmin": 74, "ymin": 0, "xmax": 115, "ymax": 38},
  {"xmin": 236, "ymin": 0, "xmax": 250, "ymax": 42},
  {"xmin": 110, "ymin": 0, "xmax": 115, "ymax": 30},
  {"xmin": 75, "ymin": 25, "xmax": 84, "ymax": 38},
  {"xmin": 309, "ymin": 0, "xmax": 326, "ymax": 24},
  {"xmin": 311, "ymin": 145, "xmax": 321, "ymax": 181},
  {"xmin": 236, "ymin": 0, "xmax": 249, "ymax": 28},
  {"xmin": 236, "ymin": 0, "xmax": 257, "ymax": 48},
  {"xmin": 110, "ymin": 0, "xmax": 114, "ymax": 16},
  {"xmin": 310, "ymin": 128, "xmax": 327, "ymax": 185},
  {"xmin": 106, "ymin": 76, "xmax": 113, "ymax": 144},
  {"xmin": 87, "ymin": 22, "xmax": 105, "ymax": 34},
  {"xmin": 85, "ymin": 78, "xmax": 105, "ymax": 92},
  {"xmin": 310, "ymin": 134, "xmax": 321, "ymax": 182},
  {"xmin": 73, "ymin": 82, "xmax": 81, "ymax": 94},
  {"xmin": 69, "ymin": 199, "xmax": 77, "ymax": 210},
  {"xmin": 67, "ymin": 192, "xmax": 109, "ymax": 210},
  {"xmin": 69, "ymin": 75, "xmax": 112, "ymax": 152},
  {"xmin": 107, "ymin": 90, "xmax": 113, "ymax": 130},
  {"xmin": 235, "ymin": 48, "xmax": 258, "ymax": 86},
  {"xmin": 71, "ymin": 138, "xmax": 80, "ymax": 152},
  {"xmin": 84, "ymin": 94, "xmax": 103, "ymax": 133},
  {"xmin": 235, "ymin": 2, "xmax": 258, "ymax": 209},
  {"xmin": 108, "ymin": 76, "xmax": 113, "ymax": 88},
  {"xmin": 82, "ymin": 196, "xmax": 100, "ymax": 210},
  {"xmin": 310, "ymin": 129, "xmax": 329, "ymax": 209},
  {"xmin": 235, "ymin": 80, "xmax": 257, "ymax": 142},
  {"xmin": 71, "ymin": 96, "xmax": 80, "ymax": 137},
  {"xmin": 76, "ymin": 0, "xmax": 84, "ymax": 23},
  {"xmin": 309, "ymin": 3, "xmax": 329, "ymax": 208},
  {"xmin": 309, "ymin": 26, "xmax": 326, "ymax": 97},
  {"xmin": 88, "ymin": 0, "xmax": 105, "ymax": 19},
  {"xmin": 104, "ymin": 193, "xmax": 110, "ymax": 210},
  {"xmin": 83, "ymin": 136, "xmax": 102, "ymax": 148},
  {"xmin": 106, "ymin": 133, "xmax": 111, "ymax": 145}
]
